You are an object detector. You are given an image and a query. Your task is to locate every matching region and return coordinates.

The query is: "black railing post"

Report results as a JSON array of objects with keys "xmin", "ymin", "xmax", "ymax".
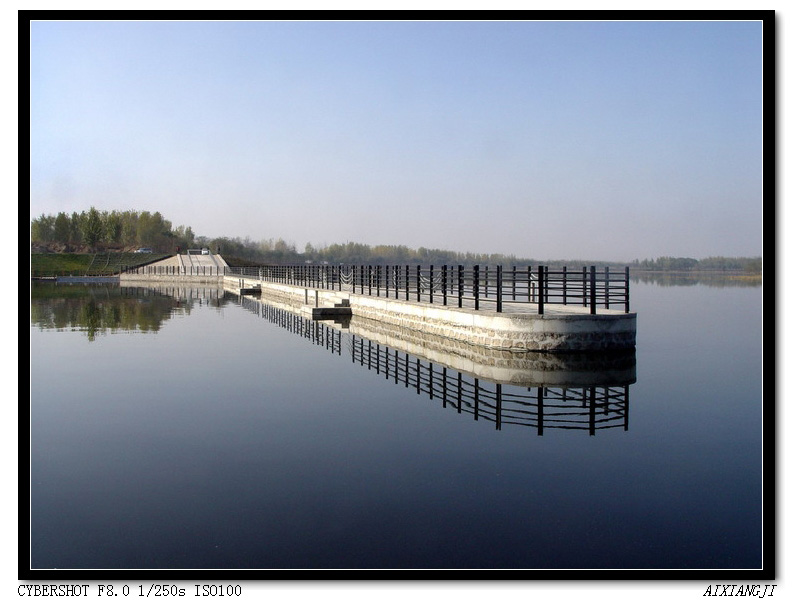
[
  {"xmin": 429, "ymin": 265, "xmax": 434, "ymax": 304},
  {"xmin": 473, "ymin": 264, "xmax": 480, "ymax": 310},
  {"xmin": 496, "ymin": 384, "xmax": 502, "ymax": 430},
  {"xmin": 385, "ymin": 265, "xmax": 390, "ymax": 298},
  {"xmin": 457, "ymin": 265, "xmax": 463, "ymax": 308},
  {"xmin": 625, "ymin": 266, "xmax": 630, "ymax": 313},
  {"xmin": 527, "ymin": 266, "xmax": 532, "ymax": 302},
  {"xmin": 405, "ymin": 265, "xmax": 410, "ymax": 301},
  {"xmin": 442, "ymin": 265, "xmax": 447, "ymax": 306},
  {"xmin": 562, "ymin": 266, "xmax": 567, "ymax": 305},
  {"xmin": 605, "ymin": 266, "xmax": 610, "ymax": 309},
  {"xmin": 590, "ymin": 266, "xmax": 597, "ymax": 315},
  {"xmin": 441, "ymin": 367, "xmax": 447, "ymax": 407},
  {"xmin": 496, "ymin": 265, "xmax": 503, "ymax": 312},
  {"xmin": 624, "ymin": 385, "xmax": 630, "ymax": 430},
  {"xmin": 538, "ymin": 265, "xmax": 544, "ymax": 315},
  {"xmin": 474, "ymin": 379, "xmax": 479, "ymax": 420},
  {"xmin": 512, "ymin": 265, "xmax": 516, "ymax": 301},
  {"xmin": 582, "ymin": 267, "xmax": 588, "ymax": 308},
  {"xmin": 416, "ymin": 265, "xmax": 421, "ymax": 302}
]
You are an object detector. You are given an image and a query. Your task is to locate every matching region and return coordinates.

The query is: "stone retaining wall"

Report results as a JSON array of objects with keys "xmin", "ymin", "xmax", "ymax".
[{"xmin": 349, "ymin": 294, "xmax": 635, "ymax": 352}]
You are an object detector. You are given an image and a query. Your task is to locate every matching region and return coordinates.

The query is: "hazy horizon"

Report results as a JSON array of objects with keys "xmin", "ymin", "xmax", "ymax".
[{"xmin": 29, "ymin": 19, "xmax": 765, "ymax": 263}]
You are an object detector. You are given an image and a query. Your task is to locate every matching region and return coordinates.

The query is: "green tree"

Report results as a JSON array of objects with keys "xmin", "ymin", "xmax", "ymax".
[
  {"xmin": 121, "ymin": 211, "xmax": 138, "ymax": 246},
  {"xmin": 69, "ymin": 211, "xmax": 83, "ymax": 244},
  {"xmin": 103, "ymin": 211, "xmax": 123, "ymax": 243},
  {"xmin": 53, "ymin": 212, "xmax": 71, "ymax": 243},
  {"xmin": 31, "ymin": 214, "xmax": 55, "ymax": 242},
  {"xmin": 81, "ymin": 207, "xmax": 104, "ymax": 249}
]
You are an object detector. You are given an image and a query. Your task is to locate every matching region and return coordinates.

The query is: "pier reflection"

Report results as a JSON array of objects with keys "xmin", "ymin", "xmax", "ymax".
[
  {"xmin": 236, "ymin": 293, "xmax": 635, "ymax": 436},
  {"xmin": 349, "ymin": 335, "xmax": 631, "ymax": 435}
]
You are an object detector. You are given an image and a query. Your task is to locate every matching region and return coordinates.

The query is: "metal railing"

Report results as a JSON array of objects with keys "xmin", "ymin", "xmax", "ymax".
[{"xmin": 228, "ymin": 264, "xmax": 630, "ymax": 314}]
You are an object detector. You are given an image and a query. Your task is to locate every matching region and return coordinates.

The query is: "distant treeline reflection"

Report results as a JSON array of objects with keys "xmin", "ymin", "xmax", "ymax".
[
  {"xmin": 30, "ymin": 283, "xmax": 231, "ymax": 341},
  {"xmin": 631, "ymin": 271, "xmax": 762, "ymax": 287}
]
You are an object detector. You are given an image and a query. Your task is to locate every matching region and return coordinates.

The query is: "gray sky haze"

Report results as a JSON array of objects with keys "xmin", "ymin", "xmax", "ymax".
[{"xmin": 29, "ymin": 19, "xmax": 765, "ymax": 262}]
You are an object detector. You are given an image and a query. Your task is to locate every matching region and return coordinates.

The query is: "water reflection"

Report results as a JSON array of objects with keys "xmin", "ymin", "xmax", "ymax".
[
  {"xmin": 30, "ymin": 283, "xmax": 635, "ymax": 436},
  {"xmin": 630, "ymin": 271, "xmax": 761, "ymax": 287},
  {"xmin": 235, "ymin": 292, "xmax": 635, "ymax": 436},
  {"xmin": 30, "ymin": 282, "xmax": 230, "ymax": 340}
]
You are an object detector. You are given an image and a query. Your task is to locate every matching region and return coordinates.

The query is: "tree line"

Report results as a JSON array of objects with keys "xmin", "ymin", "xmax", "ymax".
[
  {"xmin": 630, "ymin": 256, "xmax": 762, "ymax": 273},
  {"xmin": 30, "ymin": 208, "xmax": 196, "ymax": 252},
  {"xmin": 211, "ymin": 237, "xmax": 527, "ymax": 267},
  {"xmin": 31, "ymin": 208, "xmax": 762, "ymax": 273}
]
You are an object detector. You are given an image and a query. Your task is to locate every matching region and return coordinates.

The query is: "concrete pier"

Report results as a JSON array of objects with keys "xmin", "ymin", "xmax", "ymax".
[
  {"xmin": 120, "ymin": 255, "xmax": 636, "ymax": 353},
  {"xmin": 224, "ymin": 273, "xmax": 636, "ymax": 353}
]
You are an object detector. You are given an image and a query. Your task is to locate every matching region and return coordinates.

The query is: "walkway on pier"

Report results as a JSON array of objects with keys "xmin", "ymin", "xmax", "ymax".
[{"xmin": 228, "ymin": 263, "xmax": 632, "ymax": 317}]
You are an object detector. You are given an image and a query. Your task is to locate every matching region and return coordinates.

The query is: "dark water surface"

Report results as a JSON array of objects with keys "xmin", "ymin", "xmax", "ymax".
[{"xmin": 28, "ymin": 276, "xmax": 764, "ymax": 571}]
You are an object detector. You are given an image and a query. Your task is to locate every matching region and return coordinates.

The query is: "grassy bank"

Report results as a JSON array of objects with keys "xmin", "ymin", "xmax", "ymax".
[{"xmin": 30, "ymin": 252, "xmax": 170, "ymax": 278}]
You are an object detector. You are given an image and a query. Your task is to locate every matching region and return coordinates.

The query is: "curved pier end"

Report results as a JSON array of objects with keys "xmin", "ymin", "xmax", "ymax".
[
  {"xmin": 349, "ymin": 294, "xmax": 636, "ymax": 353},
  {"xmin": 347, "ymin": 315, "xmax": 636, "ymax": 387}
]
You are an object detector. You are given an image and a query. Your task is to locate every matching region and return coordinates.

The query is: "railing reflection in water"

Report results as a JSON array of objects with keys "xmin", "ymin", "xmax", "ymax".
[
  {"xmin": 237, "ymin": 294, "xmax": 631, "ymax": 436},
  {"xmin": 349, "ymin": 335, "xmax": 628, "ymax": 435},
  {"xmin": 239, "ymin": 294, "xmax": 343, "ymax": 355}
]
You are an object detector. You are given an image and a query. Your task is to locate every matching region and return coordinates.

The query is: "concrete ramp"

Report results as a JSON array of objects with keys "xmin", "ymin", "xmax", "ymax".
[
  {"xmin": 212, "ymin": 254, "xmax": 229, "ymax": 268},
  {"xmin": 182, "ymin": 252, "xmax": 228, "ymax": 269},
  {"xmin": 134, "ymin": 253, "xmax": 229, "ymax": 274}
]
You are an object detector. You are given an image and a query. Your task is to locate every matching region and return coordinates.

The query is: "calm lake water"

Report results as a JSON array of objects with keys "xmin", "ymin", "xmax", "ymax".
[{"xmin": 28, "ymin": 274, "xmax": 764, "ymax": 572}]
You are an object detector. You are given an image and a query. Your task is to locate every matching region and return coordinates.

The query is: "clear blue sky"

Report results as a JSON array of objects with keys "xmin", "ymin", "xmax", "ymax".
[{"xmin": 29, "ymin": 19, "xmax": 764, "ymax": 262}]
